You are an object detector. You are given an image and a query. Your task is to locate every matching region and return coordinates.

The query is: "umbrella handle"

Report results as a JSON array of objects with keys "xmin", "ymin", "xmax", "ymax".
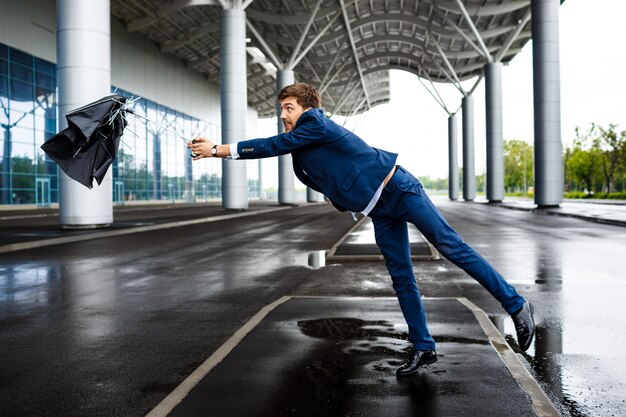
[{"xmin": 190, "ymin": 139, "xmax": 200, "ymax": 158}]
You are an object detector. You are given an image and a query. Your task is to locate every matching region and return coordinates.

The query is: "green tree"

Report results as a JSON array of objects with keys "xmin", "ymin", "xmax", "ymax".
[
  {"xmin": 504, "ymin": 140, "xmax": 533, "ymax": 194},
  {"xmin": 476, "ymin": 171, "xmax": 485, "ymax": 193},
  {"xmin": 566, "ymin": 126, "xmax": 603, "ymax": 194},
  {"xmin": 420, "ymin": 176, "xmax": 448, "ymax": 191},
  {"xmin": 597, "ymin": 124, "xmax": 626, "ymax": 194}
]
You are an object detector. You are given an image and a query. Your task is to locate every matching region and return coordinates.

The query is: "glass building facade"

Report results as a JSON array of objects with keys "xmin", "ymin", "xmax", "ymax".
[
  {"xmin": 1, "ymin": 43, "xmax": 260, "ymax": 206},
  {"xmin": 0, "ymin": 43, "xmax": 57, "ymax": 206}
]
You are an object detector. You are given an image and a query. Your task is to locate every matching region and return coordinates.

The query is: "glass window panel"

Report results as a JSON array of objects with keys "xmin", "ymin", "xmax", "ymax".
[
  {"xmin": 10, "ymin": 63, "xmax": 33, "ymax": 82},
  {"xmin": 9, "ymin": 48, "xmax": 32, "ymax": 67},
  {"xmin": 0, "ymin": 59, "xmax": 7, "ymax": 76},
  {"xmin": 33, "ymin": 128, "xmax": 46, "ymax": 146},
  {"xmin": 0, "ymin": 98, "xmax": 8, "ymax": 126},
  {"xmin": 0, "ymin": 75, "xmax": 7, "ymax": 96},
  {"xmin": 35, "ymin": 71, "xmax": 54, "ymax": 90},
  {"xmin": 11, "ymin": 136, "xmax": 35, "ymax": 158},
  {"xmin": 0, "ymin": 43, "xmax": 7, "ymax": 59},
  {"xmin": 12, "ymin": 154, "xmax": 36, "ymax": 175},
  {"xmin": 10, "ymin": 79, "xmax": 33, "ymax": 101},
  {"xmin": 10, "ymin": 110, "xmax": 35, "ymax": 129},
  {"xmin": 34, "ymin": 57, "xmax": 55, "ymax": 75}
]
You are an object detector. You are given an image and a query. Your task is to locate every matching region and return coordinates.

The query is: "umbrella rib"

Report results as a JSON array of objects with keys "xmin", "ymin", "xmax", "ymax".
[
  {"xmin": 110, "ymin": 95, "xmax": 188, "ymax": 142},
  {"xmin": 126, "ymin": 110, "xmax": 189, "ymax": 142}
]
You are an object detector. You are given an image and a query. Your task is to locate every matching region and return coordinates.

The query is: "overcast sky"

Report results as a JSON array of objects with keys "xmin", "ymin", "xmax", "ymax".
[{"xmin": 256, "ymin": 0, "xmax": 626, "ymax": 188}]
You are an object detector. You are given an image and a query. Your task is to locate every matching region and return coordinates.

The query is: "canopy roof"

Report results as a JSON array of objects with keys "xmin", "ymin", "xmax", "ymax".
[{"xmin": 110, "ymin": 0, "xmax": 532, "ymax": 117}]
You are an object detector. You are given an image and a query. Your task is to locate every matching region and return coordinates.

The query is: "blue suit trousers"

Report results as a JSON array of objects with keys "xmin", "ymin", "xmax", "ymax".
[{"xmin": 368, "ymin": 166, "xmax": 525, "ymax": 351}]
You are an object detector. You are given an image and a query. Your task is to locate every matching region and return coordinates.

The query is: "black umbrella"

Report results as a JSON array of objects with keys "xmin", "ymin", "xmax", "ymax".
[{"xmin": 41, "ymin": 94, "xmax": 128, "ymax": 188}]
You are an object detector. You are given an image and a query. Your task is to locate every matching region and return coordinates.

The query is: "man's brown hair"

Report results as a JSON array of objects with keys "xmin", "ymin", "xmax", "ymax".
[{"xmin": 278, "ymin": 83, "xmax": 322, "ymax": 109}]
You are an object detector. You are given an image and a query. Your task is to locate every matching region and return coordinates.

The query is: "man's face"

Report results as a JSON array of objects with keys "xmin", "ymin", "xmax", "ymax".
[{"xmin": 280, "ymin": 97, "xmax": 309, "ymax": 133}]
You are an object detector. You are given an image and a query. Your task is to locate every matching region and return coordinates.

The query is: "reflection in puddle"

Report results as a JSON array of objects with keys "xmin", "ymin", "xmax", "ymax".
[{"xmin": 249, "ymin": 317, "xmax": 447, "ymax": 416}]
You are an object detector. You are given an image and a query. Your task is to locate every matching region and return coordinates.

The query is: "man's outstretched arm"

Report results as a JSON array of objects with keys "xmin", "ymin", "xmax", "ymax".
[{"xmin": 187, "ymin": 138, "xmax": 237, "ymax": 160}]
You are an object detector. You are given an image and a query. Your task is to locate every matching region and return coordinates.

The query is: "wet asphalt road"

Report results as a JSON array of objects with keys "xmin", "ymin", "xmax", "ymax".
[{"xmin": 1, "ymin": 199, "xmax": 625, "ymax": 416}]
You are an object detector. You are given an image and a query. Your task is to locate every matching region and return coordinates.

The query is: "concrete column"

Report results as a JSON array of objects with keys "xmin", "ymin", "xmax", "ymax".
[
  {"xmin": 57, "ymin": 0, "xmax": 112, "ymax": 227},
  {"xmin": 152, "ymin": 133, "xmax": 161, "ymax": 200},
  {"xmin": 306, "ymin": 187, "xmax": 324, "ymax": 202},
  {"xmin": 184, "ymin": 139, "xmax": 194, "ymax": 202},
  {"xmin": 258, "ymin": 161, "xmax": 263, "ymax": 199},
  {"xmin": 2, "ymin": 128, "xmax": 11, "ymax": 204},
  {"xmin": 448, "ymin": 114, "xmax": 459, "ymax": 200},
  {"xmin": 44, "ymin": 106, "xmax": 58, "ymax": 203},
  {"xmin": 485, "ymin": 62, "xmax": 504, "ymax": 202},
  {"xmin": 532, "ymin": 0, "xmax": 563, "ymax": 207},
  {"xmin": 220, "ymin": 8, "xmax": 248, "ymax": 209},
  {"xmin": 276, "ymin": 69, "xmax": 295, "ymax": 204},
  {"xmin": 462, "ymin": 95, "xmax": 476, "ymax": 201}
]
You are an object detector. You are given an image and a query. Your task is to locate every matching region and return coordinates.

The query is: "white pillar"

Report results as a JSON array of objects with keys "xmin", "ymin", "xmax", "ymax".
[
  {"xmin": 532, "ymin": 0, "xmax": 563, "ymax": 207},
  {"xmin": 276, "ymin": 69, "xmax": 295, "ymax": 204},
  {"xmin": 448, "ymin": 114, "xmax": 459, "ymax": 200},
  {"xmin": 57, "ymin": 0, "xmax": 112, "ymax": 228},
  {"xmin": 220, "ymin": 8, "xmax": 248, "ymax": 210},
  {"xmin": 306, "ymin": 187, "xmax": 324, "ymax": 202},
  {"xmin": 485, "ymin": 62, "xmax": 504, "ymax": 202},
  {"xmin": 462, "ymin": 95, "xmax": 476, "ymax": 201}
]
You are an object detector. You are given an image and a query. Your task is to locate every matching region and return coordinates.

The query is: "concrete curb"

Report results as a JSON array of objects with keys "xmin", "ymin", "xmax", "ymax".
[
  {"xmin": 145, "ymin": 296, "xmax": 293, "ymax": 417},
  {"xmin": 457, "ymin": 297, "xmax": 561, "ymax": 417},
  {"xmin": 493, "ymin": 203, "xmax": 626, "ymax": 228}
]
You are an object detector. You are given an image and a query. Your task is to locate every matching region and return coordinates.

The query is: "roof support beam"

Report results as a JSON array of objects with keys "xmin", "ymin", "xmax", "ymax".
[
  {"xmin": 291, "ymin": 11, "xmax": 342, "ymax": 69},
  {"xmin": 161, "ymin": 23, "xmax": 219, "ymax": 52},
  {"xmin": 333, "ymin": 73, "xmax": 359, "ymax": 114},
  {"xmin": 417, "ymin": 70, "xmax": 451, "ymax": 116},
  {"xmin": 433, "ymin": 7, "xmax": 489, "ymax": 61},
  {"xmin": 435, "ymin": 62, "xmax": 466, "ymax": 96},
  {"xmin": 468, "ymin": 75, "xmax": 483, "ymax": 95},
  {"xmin": 287, "ymin": 0, "xmax": 324, "ymax": 69},
  {"xmin": 455, "ymin": 0, "xmax": 493, "ymax": 63},
  {"xmin": 495, "ymin": 9, "xmax": 531, "ymax": 62},
  {"xmin": 350, "ymin": 96, "xmax": 367, "ymax": 118},
  {"xmin": 337, "ymin": 0, "xmax": 371, "ymax": 109},
  {"xmin": 127, "ymin": 0, "xmax": 218, "ymax": 32},
  {"xmin": 342, "ymin": 94, "xmax": 367, "ymax": 125},
  {"xmin": 431, "ymin": 38, "xmax": 467, "ymax": 95},
  {"xmin": 319, "ymin": 40, "xmax": 348, "ymax": 93},
  {"xmin": 245, "ymin": 19, "xmax": 283, "ymax": 68}
]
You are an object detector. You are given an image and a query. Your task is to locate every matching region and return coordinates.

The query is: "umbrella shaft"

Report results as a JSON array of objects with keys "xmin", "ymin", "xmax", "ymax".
[{"xmin": 128, "ymin": 112, "xmax": 188, "ymax": 142}]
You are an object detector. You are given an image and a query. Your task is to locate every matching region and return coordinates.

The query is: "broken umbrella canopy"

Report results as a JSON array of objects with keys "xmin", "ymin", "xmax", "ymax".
[{"xmin": 41, "ymin": 94, "xmax": 128, "ymax": 189}]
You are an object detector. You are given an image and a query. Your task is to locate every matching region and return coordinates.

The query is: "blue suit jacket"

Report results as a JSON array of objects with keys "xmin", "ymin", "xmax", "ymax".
[{"xmin": 236, "ymin": 108, "xmax": 397, "ymax": 212}]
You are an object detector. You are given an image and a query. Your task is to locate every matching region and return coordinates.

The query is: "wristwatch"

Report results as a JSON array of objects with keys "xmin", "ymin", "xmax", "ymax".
[{"xmin": 211, "ymin": 145, "xmax": 218, "ymax": 157}]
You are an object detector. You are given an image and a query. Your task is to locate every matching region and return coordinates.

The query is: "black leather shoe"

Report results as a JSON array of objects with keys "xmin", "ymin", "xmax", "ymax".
[
  {"xmin": 512, "ymin": 300, "xmax": 535, "ymax": 351},
  {"xmin": 396, "ymin": 350, "xmax": 438, "ymax": 376}
]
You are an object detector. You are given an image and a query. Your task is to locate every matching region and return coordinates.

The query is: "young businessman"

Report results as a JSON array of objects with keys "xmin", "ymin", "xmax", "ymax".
[{"xmin": 189, "ymin": 83, "xmax": 535, "ymax": 376}]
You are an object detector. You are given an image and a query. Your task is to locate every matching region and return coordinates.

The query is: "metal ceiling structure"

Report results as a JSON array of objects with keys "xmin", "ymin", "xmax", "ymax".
[{"xmin": 110, "ymin": 0, "xmax": 532, "ymax": 117}]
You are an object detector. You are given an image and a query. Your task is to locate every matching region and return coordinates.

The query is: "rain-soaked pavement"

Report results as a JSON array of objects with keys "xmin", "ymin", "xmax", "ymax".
[{"xmin": 1, "ymin": 198, "xmax": 625, "ymax": 416}]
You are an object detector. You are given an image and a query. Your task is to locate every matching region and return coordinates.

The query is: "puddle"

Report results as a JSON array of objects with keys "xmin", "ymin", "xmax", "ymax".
[{"xmin": 298, "ymin": 318, "xmax": 399, "ymax": 341}]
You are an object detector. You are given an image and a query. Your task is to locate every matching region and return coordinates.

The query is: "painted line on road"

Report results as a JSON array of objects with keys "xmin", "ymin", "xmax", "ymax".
[
  {"xmin": 326, "ymin": 217, "xmax": 439, "ymax": 261},
  {"xmin": 145, "ymin": 295, "xmax": 560, "ymax": 417},
  {"xmin": 0, "ymin": 206, "xmax": 291, "ymax": 254},
  {"xmin": 144, "ymin": 295, "xmax": 292, "ymax": 417},
  {"xmin": 457, "ymin": 297, "xmax": 561, "ymax": 417}
]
